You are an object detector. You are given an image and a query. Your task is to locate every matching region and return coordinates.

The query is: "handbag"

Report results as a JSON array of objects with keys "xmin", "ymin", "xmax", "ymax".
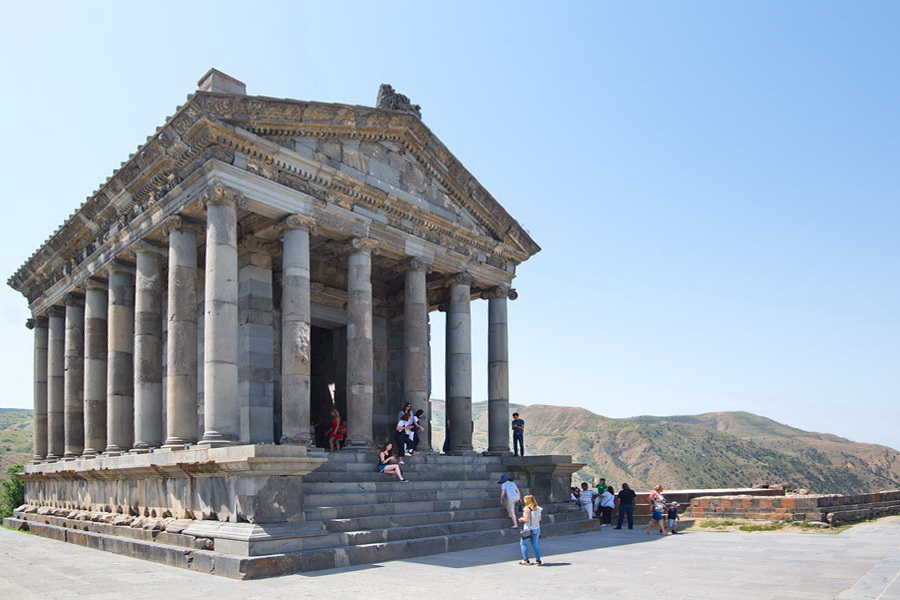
[{"xmin": 520, "ymin": 528, "xmax": 533, "ymax": 540}]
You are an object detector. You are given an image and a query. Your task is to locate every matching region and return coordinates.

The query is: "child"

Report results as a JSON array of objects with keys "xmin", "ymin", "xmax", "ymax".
[
  {"xmin": 667, "ymin": 502, "xmax": 680, "ymax": 534},
  {"xmin": 337, "ymin": 419, "xmax": 348, "ymax": 449}
]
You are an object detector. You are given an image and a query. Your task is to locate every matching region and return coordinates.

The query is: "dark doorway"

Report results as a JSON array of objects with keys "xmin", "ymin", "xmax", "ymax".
[{"xmin": 310, "ymin": 325, "xmax": 347, "ymax": 448}]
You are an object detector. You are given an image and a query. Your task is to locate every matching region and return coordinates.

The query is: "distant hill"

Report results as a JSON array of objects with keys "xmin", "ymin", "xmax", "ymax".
[
  {"xmin": 430, "ymin": 401, "xmax": 900, "ymax": 494},
  {"xmin": 4, "ymin": 404, "xmax": 898, "ymax": 494},
  {"xmin": 0, "ymin": 409, "xmax": 32, "ymax": 472}
]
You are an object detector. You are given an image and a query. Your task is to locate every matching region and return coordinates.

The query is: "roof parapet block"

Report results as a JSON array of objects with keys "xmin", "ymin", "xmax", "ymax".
[{"xmin": 198, "ymin": 69, "xmax": 247, "ymax": 95}]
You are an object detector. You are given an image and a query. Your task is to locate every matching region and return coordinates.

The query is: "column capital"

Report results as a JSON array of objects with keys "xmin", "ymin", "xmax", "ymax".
[
  {"xmin": 85, "ymin": 277, "xmax": 108, "ymax": 291},
  {"xmin": 162, "ymin": 214, "xmax": 204, "ymax": 237},
  {"xmin": 345, "ymin": 236, "xmax": 381, "ymax": 256},
  {"xmin": 64, "ymin": 292, "xmax": 85, "ymax": 307},
  {"xmin": 26, "ymin": 316, "xmax": 48, "ymax": 330},
  {"xmin": 399, "ymin": 257, "xmax": 433, "ymax": 274},
  {"xmin": 281, "ymin": 214, "xmax": 318, "ymax": 235},
  {"xmin": 135, "ymin": 240, "xmax": 168, "ymax": 257},
  {"xmin": 202, "ymin": 180, "xmax": 243, "ymax": 208},
  {"xmin": 445, "ymin": 272, "xmax": 474, "ymax": 287},
  {"xmin": 482, "ymin": 286, "xmax": 518, "ymax": 300},
  {"xmin": 107, "ymin": 259, "xmax": 135, "ymax": 276}
]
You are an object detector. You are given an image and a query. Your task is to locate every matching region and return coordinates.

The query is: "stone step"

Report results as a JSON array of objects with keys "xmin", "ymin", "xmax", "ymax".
[
  {"xmin": 306, "ymin": 496, "xmax": 502, "ymax": 520},
  {"xmin": 322, "ymin": 502, "xmax": 583, "ymax": 533},
  {"xmin": 302, "ymin": 478, "xmax": 498, "ymax": 495},
  {"xmin": 240, "ymin": 517, "xmax": 600, "ymax": 577}
]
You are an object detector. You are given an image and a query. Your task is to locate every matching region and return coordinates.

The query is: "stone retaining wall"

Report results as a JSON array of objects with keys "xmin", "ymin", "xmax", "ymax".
[{"xmin": 690, "ymin": 490, "xmax": 900, "ymax": 523}]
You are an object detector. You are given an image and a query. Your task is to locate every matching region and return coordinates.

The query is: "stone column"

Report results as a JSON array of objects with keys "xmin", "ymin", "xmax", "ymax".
[
  {"xmin": 133, "ymin": 244, "xmax": 165, "ymax": 451},
  {"xmin": 82, "ymin": 281, "xmax": 108, "ymax": 457},
  {"xmin": 63, "ymin": 294, "xmax": 85, "ymax": 459},
  {"xmin": 446, "ymin": 273, "xmax": 474, "ymax": 454},
  {"xmin": 200, "ymin": 184, "xmax": 240, "ymax": 447},
  {"xmin": 46, "ymin": 307, "xmax": 65, "ymax": 460},
  {"xmin": 403, "ymin": 258, "xmax": 432, "ymax": 452},
  {"xmin": 280, "ymin": 216, "xmax": 314, "ymax": 446},
  {"xmin": 238, "ymin": 237, "xmax": 275, "ymax": 444},
  {"xmin": 485, "ymin": 287, "xmax": 516, "ymax": 454},
  {"xmin": 105, "ymin": 261, "xmax": 135, "ymax": 454},
  {"xmin": 345, "ymin": 237, "xmax": 377, "ymax": 449},
  {"xmin": 163, "ymin": 217, "xmax": 199, "ymax": 448},
  {"xmin": 27, "ymin": 317, "xmax": 49, "ymax": 461}
]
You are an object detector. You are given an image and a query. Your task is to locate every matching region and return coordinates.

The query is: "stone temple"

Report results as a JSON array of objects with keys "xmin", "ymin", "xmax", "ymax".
[{"xmin": 5, "ymin": 70, "xmax": 593, "ymax": 577}]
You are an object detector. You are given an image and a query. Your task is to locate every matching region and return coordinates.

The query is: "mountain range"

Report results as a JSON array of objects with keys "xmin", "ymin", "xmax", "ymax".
[{"xmin": 3, "ymin": 405, "xmax": 898, "ymax": 494}]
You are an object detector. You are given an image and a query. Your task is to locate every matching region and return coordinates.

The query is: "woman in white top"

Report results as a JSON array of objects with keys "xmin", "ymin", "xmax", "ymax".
[{"xmin": 518, "ymin": 494, "xmax": 543, "ymax": 565}]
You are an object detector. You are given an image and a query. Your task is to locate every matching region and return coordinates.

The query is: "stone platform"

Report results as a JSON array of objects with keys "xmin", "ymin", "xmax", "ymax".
[{"xmin": 5, "ymin": 450, "xmax": 597, "ymax": 578}]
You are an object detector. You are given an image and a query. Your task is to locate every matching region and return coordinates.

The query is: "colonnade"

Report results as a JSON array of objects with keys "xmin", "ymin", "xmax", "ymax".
[{"xmin": 26, "ymin": 187, "xmax": 515, "ymax": 461}]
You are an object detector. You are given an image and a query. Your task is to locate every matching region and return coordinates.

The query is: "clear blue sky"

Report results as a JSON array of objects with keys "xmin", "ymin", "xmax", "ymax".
[{"xmin": 1, "ymin": 2, "xmax": 897, "ymax": 449}]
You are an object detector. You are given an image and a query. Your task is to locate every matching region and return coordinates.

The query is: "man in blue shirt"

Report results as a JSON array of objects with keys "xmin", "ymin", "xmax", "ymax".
[{"xmin": 511, "ymin": 413, "xmax": 525, "ymax": 456}]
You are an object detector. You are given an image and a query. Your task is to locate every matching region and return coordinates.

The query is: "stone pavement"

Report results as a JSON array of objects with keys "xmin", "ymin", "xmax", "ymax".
[{"xmin": 1, "ymin": 517, "xmax": 898, "ymax": 600}]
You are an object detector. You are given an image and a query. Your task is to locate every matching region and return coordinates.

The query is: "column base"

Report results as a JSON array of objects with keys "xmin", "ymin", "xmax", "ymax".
[
  {"xmin": 162, "ymin": 437, "xmax": 197, "ymax": 450},
  {"xmin": 483, "ymin": 450, "xmax": 514, "ymax": 456},
  {"xmin": 444, "ymin": 449, "xmax": 477, "ymax": 456}
]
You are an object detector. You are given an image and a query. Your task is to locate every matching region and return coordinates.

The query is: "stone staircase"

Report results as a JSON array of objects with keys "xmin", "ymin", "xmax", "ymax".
[{"xmin": 6, "ymin": 451, "xmax": 597, "ymax": 578}]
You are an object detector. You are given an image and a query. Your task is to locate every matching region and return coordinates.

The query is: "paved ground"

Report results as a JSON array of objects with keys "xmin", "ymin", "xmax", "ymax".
[{"xmin": 1, "ymin": 517, "xmax": 898, "ymax": 600}]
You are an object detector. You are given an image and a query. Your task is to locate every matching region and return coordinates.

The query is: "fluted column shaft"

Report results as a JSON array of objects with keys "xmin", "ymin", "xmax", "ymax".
[
  {"xmin": 83, "ymin": 284, "xmax": 108, "ymax": 456},
  {"xmin": 46, "ymin": 307, "xmax": 65, "ymax": 460},
  {"xmin": 164, "ymin": 223, "xmax": 199, "ymax": 447},
  {"xmin": 105, "ymin": 263, "xmax": 135, "ymax": 454},
  {"xmin": 281, "ymin": 218, "xmax": 312, "ymax": 445},
  {"xmin": 446, "ymin": 274, "xmax": 474, "ymax": 453},
  {"xmin": 201, "ymin": 192, "xmax": 240, "ymax": 446},
  {"xmin": 403, "ymin": 260, "xmax": 431, "ymax": 451},
  {"xmin": 487, "ymin": 289, "xmax": 511, "ymax": 454},
  {"xmin": 63, "ymin": 296, "xmax": 85, "ymax": 458},
  {"xmin": 133, "ymin": 247, "xmax": 164, "ymax": 450},
  {"xmin": 28, "ymin": 318, "xmax": 49, "ymax": 461},
  {"xmin": 346, "ymin": 239, "xmax": 375, "ymax": 448}
]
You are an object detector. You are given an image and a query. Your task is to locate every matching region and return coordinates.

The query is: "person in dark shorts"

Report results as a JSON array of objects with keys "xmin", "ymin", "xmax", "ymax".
[
  {"xmin": 615, "ymin": 482, "xmax": 637, "ymax": 529},
  {"xmin": 667, "ymin": 502, "xmax": 680, "ymax": 534}
]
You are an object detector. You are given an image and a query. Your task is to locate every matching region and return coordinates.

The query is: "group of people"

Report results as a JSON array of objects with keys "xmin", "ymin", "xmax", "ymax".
[
  {"xmin": 570, "ymin": 481, "xmax": 680, "ymax": 534},
  {"xmin": 395, "ymin": 402, "xmax": 426, "ymax": 457}
]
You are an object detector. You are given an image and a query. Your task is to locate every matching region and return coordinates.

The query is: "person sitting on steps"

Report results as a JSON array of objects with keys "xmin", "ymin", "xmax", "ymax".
[{"xmin": 377, "ymin": 442, "xmax": 408, "ymax": 482}]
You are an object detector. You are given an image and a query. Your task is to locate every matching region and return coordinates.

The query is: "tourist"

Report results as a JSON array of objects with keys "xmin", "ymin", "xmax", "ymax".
[
  {"xmin": 327, "ymin": 409, "xmax": 341, "ymax": 452},
  {"xmin": 443, "ymin": 416, "xmax": 451, "ymax": 453},
  {"xmin": 645, "ymin": 485, "xmax": 669, "ymax": 535},
  {"xmin": 498, "ymin": 474, "xmax": 521, "ymax": 528},
  {"xmin": 397, "ymin": 402, "xmax": 412, "ymax": 422},
  {"xmin": 408, "ymin": 409, "xmax": 426, "ymax": 454},
  {"xmin": 596, "ymin": 477, "xmax": 608, "ymax": 495},
  {"xmin": 667, "ymin": 502, "xmax": 680, "ymax": 534},
  {"xmin": 377, "ymin": 442, "xmax": 408, "ymax": 482},
  {"xmin": 395, "ymin": 411, "xmax": 414, "ymax": 457},
  {"xmin": 511, "ymin": 412, "xmax": 525, "ymax": 456},
  {"xmin": 599, "ymin": 485, "xmax": 615, "ymax": 526},
  {"xmin": 518, "ymin": 494, "xmax": 543, "ymax": 565},
  {"xmin": 579, "ymin": 482, "xmax": 597, "ymax": 520},
  {"xmin": 570, "ymin": 486, "xmax": 581, "ymax": 504},
  {"xmin": 614, "ymin": 482, "xmax": 637, "ymax": 529}
]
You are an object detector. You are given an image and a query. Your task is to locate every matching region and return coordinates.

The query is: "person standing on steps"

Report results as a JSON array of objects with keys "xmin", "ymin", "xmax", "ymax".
[
  {"xmin": 645, "ymin": 485, "xmax": 669, "ymax": 535},
  {"xmin": 518, "ymin": 494, "xmax": 543, "ymax": 566},
  {"xmin": 511, "ymin": 412, "xmax": 525, "ymax": 456},
  {"xmin": 498, "ymin": 474, "xmax": 521, "ymax": 528},
  {"xmin": 615, "ymin": 482, "xmax": 637, "ymax": 529}
]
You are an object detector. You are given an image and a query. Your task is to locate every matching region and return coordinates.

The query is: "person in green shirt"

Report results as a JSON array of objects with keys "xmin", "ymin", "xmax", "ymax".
[{"xmin": 596, "ymin": 477, "xmax": 607, "ymax": 494}]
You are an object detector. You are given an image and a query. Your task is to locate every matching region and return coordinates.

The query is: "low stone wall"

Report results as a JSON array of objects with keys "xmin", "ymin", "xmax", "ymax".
[{"xmin": 690, "ymin": 490, "xmax": 900, "ymax": 523}]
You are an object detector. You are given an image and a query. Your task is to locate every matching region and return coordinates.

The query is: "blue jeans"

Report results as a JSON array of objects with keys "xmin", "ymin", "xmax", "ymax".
[
  {"xmin": 616, "ymin": 504, "xmax": 634, "ymax": 528},
  {"xmin": 520, "ymin": 528, "xmax": 541, "ymax": 562},
  {"xmin": 513, "ymin": 434, "xmax": 524, "ymax": 456}
]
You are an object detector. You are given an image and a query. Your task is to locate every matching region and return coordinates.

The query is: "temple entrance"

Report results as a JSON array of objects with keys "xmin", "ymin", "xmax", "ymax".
[{"xmin": 309, "ymin": 325, "xmax": 347, "ymax": 448}]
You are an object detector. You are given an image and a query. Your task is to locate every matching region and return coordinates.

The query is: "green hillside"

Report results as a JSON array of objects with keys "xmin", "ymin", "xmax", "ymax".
[{"xmin": 0, "ymin": 409, "xmax": 32, "ymax": 471}]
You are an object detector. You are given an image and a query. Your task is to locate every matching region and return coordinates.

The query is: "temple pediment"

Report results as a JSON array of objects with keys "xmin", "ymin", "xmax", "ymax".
[{"xmin": 9, "ymin": 83, "xmax": 539, "ymax": 309}]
